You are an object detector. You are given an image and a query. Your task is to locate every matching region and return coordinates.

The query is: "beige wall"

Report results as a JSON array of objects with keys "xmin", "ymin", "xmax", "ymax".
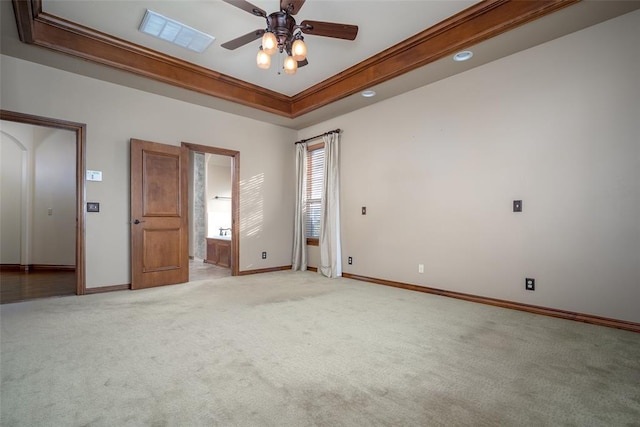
[
  {"xmin": 1, "ymin": 55, "xmax": 297, "ymax": 287},
  {"xmin": 1, "ymin": 9, "xmax": 638, "ymax": 323},
  {"xmin": 206, "ymin": 154, "xmax": 232, "ymax": 238},
  {"xmin": 31, "ymin": 127, "xmax": 76, "ymax": 265},
  {"xmin": 1, "ymin": 121, "xmax": 75, "ymax": 266},
  {"xmin": 1, "ymin": 123, "xmax": 26, "ymax": 264},
  {"xmin": 301, "ymin": 10, "xmax": 640, "ymax": 323}
]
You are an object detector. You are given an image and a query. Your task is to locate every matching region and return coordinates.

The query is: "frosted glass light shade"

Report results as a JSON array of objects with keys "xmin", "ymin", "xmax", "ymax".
[
  {"xmin": 283, "ymin": 56, "xmax": 298, "ymax": 74},
  {"xmin": 261, "ymin": 32, "xmax": 278, "ymax": 55},
  {"xmin": 291, "ymin": 39, "xmax": 307, "ymax": 61},
  {"xmin": 256, "ymin": 49, "xmax": 271, "ymax": 69}
]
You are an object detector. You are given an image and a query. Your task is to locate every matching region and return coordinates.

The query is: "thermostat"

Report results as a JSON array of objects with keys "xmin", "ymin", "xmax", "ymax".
[{"xmin": 86, "ymin": 170, "xmax": 103, "ymax": 181}]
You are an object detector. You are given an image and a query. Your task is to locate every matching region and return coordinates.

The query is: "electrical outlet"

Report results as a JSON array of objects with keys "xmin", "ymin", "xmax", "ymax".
[
  {"xmin": 525, "ymin": 278, "xmax": 535, "ymax": 291},
  {"xmin": 348, "ymin": 256, "xmax": 353, "ymax": 265},
  {"xmin": 261, "ymin": 252, "xmax": 267, "ymax": 259},
  {"xmin": 513, "ymin": 200, "xmax": 523, "ymax": 212},
  {"xmin": 418, "ymin": 264, "xmax": 424, "ymax": 273}
]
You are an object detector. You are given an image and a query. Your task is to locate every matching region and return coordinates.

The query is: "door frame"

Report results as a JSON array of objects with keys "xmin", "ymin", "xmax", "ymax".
[
  {"xmin": 182, "ymin": 142, "xmax": 240, "ymax": 276},
  {"xmin": 0, "ymin": 109, "xmax": 86, "ymax": 295}
]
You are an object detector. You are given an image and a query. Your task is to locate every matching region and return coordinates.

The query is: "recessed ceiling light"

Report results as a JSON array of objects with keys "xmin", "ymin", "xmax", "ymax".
[
  {"xmin": 453, "ymin": 50, "xmax": 473, "ymax": 62},
  {"xmin": 139, "ymin": 10, "xmax": 215, "ymax": 53},
  {"xmin": 362, "ymin": 90, "xmax": 376, "ymax": 98}
]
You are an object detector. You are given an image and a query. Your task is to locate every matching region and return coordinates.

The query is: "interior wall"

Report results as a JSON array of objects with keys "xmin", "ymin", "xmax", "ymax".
[
  {"xmin": 0, "ymin": 121, "xmax": 75, "ymax": 266},
  {"xmin": 190, "ymin": 151, "xmax": 206, "ymax": 260},
  {"xmin": 206, "ymin": 154, "xmax": 232, "ymax": 238},
  {"xmin": 1, "ymin": 125, "xmax": 25, "ymax": 264},
  {"xmin": 300, "ymin": 10, "xmax": 640, "ymax": 323},
  {"xmin": 31, "ymin": 126, "xmax": 76, "ymax": 266},
  {"xmin": 1, "ymin": 54, "xmax": 296, "ymax": 288}
]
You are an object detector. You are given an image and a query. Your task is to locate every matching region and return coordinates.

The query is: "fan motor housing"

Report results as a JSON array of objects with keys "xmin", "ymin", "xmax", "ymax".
[
  {"xmin": 220, "ymin": 0, "xmax": 357, "ymax": 53},
  {"xmin": 267, "ymin": 11, "xmax": 296, "ymax": 39}
]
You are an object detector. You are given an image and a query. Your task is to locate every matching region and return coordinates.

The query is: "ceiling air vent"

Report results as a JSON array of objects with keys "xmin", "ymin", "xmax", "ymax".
[{"xmin": 139, "ymin": 9, "xmax": 215, "ymax": 53}]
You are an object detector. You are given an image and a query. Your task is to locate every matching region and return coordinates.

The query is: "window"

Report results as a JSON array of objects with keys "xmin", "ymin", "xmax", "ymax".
[{"xmin": 305, "ymin": 143, "xmax": 324, "ymax": 244}]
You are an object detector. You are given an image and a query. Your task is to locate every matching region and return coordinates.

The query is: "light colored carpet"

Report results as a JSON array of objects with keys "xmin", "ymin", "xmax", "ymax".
[{"xmin": 1, "ymin": 271, "xmax": 639, "ymax": 426}]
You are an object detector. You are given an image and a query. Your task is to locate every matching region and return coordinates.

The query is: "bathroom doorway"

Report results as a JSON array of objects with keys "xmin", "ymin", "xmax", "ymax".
[{"xmin": 183, "ymin": 142, "xmax": 239, "ymax": 280}]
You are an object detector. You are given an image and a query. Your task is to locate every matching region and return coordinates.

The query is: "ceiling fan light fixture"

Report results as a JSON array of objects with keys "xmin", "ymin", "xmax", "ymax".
[
  {"xmin": 291, "ymin": 36, "xmax": 307, "ymax": 61},
  {"xmin": 256, "ymin": 48, "xmax": 271, "ymax": 69},
  {"xmin": 283, "ymin": 56, "xmax": 298, "ymax": 75},
  {"xmin": 262, "ymin": 31, "xmax": 278, "ymax": 55},
  {"xmin": 222, "ymin": 0, "xmax": 358, "ymax": 76}
]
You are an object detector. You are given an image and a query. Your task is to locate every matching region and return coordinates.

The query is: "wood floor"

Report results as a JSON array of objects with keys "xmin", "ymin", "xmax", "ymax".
[
  {"xmin": 0, "ymin": 261, "xmax": 229, "ymax": 304},
  {"xmin": 0, "ymin": 269, "xmax": 76, "ymax": 304}
]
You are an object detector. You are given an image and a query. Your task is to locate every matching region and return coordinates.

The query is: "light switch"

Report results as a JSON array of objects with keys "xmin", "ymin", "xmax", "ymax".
[{"xmin": 87, "ymin": 202, "xmax": 100, "ymax": 212}]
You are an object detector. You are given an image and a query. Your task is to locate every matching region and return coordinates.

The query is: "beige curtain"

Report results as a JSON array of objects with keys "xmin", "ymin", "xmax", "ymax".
[
  {"xmin": 318, "ymin": 132, "xmax": 342, "ymax": 278},
  {"xmin": 292, "ymin": 142, "xmax": 307, "ymax": 270}
]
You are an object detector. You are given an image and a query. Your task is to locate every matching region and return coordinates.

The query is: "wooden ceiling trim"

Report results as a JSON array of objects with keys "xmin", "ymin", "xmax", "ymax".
[
  {"xmin": 12, "ymin": 0, "xmax": 293, "ymax": 117},
  {"xmin": 289, "ymin": 0, "xmax": 579, "ymax": 117},
  {"xmin": 11, "ymin": 0, "xmax": 37, "ymax": 43},
  {"xmin": 11, "ymin": 0, "xmax": 579, "ymax": 120}
]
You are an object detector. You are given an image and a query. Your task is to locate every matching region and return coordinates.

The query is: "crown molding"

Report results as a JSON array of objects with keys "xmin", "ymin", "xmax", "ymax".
[{"xmin": 11, "ymin": 0, "xmax": 578, "ymax": 119}]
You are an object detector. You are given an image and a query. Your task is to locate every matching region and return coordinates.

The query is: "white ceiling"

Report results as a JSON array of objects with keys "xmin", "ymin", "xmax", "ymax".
[
  {"xmin": 42, "ymin": 0, "xmax": 478, "ymax": 97},
  {"xmin": 3, "ymin": 1, "xmax": 640, "ymax": 129}
]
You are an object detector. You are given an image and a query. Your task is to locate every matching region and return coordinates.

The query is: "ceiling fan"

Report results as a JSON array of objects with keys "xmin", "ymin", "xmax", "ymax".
[{"xmin": 221, "ymin": 0, "xmax": 358, "ymax": 74}]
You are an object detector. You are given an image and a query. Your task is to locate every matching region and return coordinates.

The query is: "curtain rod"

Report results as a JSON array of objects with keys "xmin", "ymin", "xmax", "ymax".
[{"xmin": 294, "ymin": 128, "xmax": 341, "ymax": 144}]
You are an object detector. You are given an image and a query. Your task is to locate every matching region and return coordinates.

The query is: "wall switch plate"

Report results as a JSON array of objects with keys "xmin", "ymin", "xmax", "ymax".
[
  {"xmin": 525, "ymin": 278, "xmax": 535, "ymax": 291},
  {"xmin": 87, "ymin": 202, "xmax": 100, "ymax": 212},
  {"xmin": 348, "ymin": 256, "xmax": 353, "ymax": 265},
  {"xmin": 513, "ymin": 200, "xmax": 523, "ymax": 212},
  {"xmin": 261, "ymin": 252, "xmax": 267, "ymax": 259},
  {"xmin": 361, "ymin": 207, "xmax": 367, "ymax": 215},
  {"xmin": 418, "ymin": 264, "xmax": 424, "ymax": 273}
]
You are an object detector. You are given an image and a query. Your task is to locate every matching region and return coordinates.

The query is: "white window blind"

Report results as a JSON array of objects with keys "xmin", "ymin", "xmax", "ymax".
[{"xmin": 306, "ymin": 145, "xmax": 324, "ymax": 239}]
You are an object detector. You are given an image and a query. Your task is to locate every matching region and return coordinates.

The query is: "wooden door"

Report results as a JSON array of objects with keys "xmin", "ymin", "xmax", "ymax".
[{"xmin": 130, "ymin": 139, "xmax": 188, "ymax": 289}]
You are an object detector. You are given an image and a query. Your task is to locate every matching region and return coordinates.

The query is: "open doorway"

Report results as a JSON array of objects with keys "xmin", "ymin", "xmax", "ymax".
[
  {"xmin": 0, "ymin": 110, "xmax": 86, "ymax": 303},
  {"xmin": 183, "ymin": 142, "xmax": 239, "ymax": 280}
]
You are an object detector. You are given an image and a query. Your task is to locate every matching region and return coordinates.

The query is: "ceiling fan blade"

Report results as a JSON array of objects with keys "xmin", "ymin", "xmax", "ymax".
[
  {"xmin": 297, "ymin": 58, "xmax": 308, "ymax": 68},
  {"xmin": 280, "ymin": 0, "xmax": 306, "ymax": 15},
  {"xmin": 222, "ymin": 0, "xmax": 267, "ymax": 17},
  {"xmin": 300, "ymin": 20, "xmax": 358, "ymax": 40},
  {"xmin": 221, "ymin": 29, "xmax": 265, "ymax": 50}
]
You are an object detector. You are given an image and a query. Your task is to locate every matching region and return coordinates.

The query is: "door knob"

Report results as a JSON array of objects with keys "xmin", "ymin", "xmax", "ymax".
[{"xmin": 133, "ymin": 219, "xmax": 141, "ymax": 224}]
